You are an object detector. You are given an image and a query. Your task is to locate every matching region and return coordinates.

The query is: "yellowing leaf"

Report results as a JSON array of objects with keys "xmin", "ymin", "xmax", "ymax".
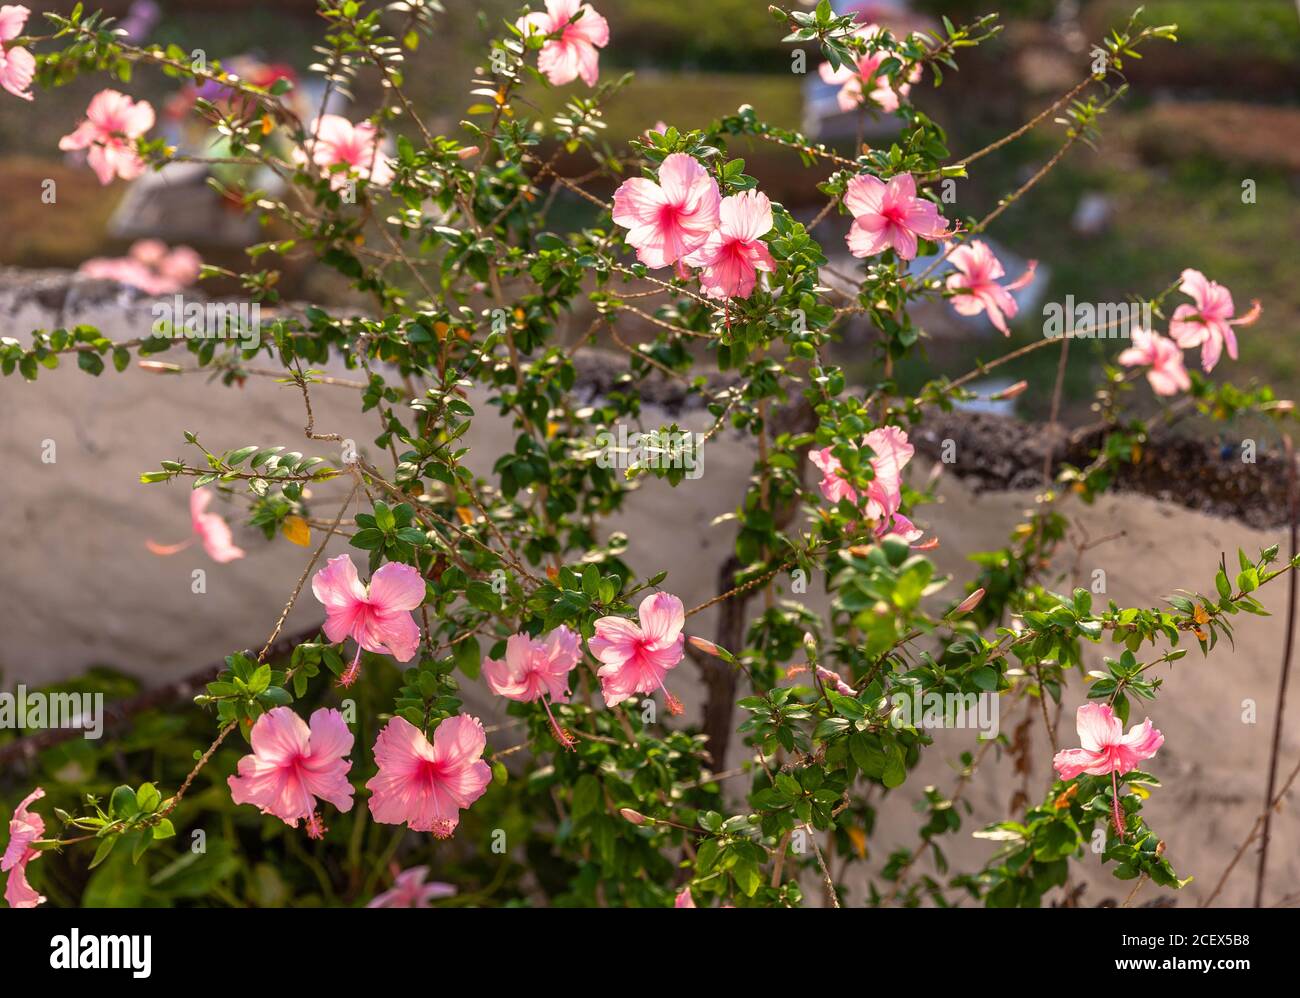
[
  {"xmin": 846, "ymin": 826, "xmax": 868, "ymax": 859},
  {"xmin": 282, "ymin": 515, "xmax": 311, "ymax": 547}
]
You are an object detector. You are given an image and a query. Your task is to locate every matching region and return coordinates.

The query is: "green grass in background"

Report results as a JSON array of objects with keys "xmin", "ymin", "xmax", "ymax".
[
  {"xmin": 1087, "ymin": 0, "xmax": 1300, "ymax": 65},
  {"xmin": 529, "ymin": 71, "xmax": 805, "ymax": 144}
]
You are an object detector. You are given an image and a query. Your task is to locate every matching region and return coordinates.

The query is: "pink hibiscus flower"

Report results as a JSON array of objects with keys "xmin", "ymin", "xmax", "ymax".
[
  {"xmin": 1053, "ymin": 703, "xmax": 1164, "ymax": 840},
  {"xmin": 296, "ymin": 114, "xmax": 394, "ymax": 190},
  {"xmin": 1168, "ymin": 268, "xmax": 1261, "ymax": 373},
  {"xmin": 945, "ymin": 240, "xmax": 1037, "ymax": 335},
  {"xmin": 0, "ymin": 5, "xmax": 35, "ymax": 101},
  {"xmin": 843, "ymin": 172, "xmax": 948, "ymax": 260},
  {"xmin": 590, "ymin": 591, "xmax": 686, "ymax": 714},
  {"xmin": 146, "ymin": 487, "xmax": 246, "ymax": 564},
  {"xmin": 1117, "ymin": 327, "xmax": 1191, "ymax": 396},
  {"xmin": 311, "ymin": 554, "xmax": 425, "ymax": 687},
  {"xmin": 366, "ymin": 714, "xmax": 492, "ymax": 838},
  {"xmin": 809, "ymin": 425, "xmax": 914, "ymax": 523},
  {"xmin": 58, "ymin": 89, "xmax": 155, "ymax": 185},
  {"xmin": 3, "ymin": 787, "xmax": 46, "ymax": 908},
  {"xmin": 682, "ymin": 189, "xmax": 777, "ymax": 300},
  {"xmin": 517, "ymin": 0, "xmax": 609, "ymax": 88},
  {"xmin": 227, "ymin": 708, "xmax": 355, "ymax": 838},
  {"xmin": 79, "ymin": 239, "xmax": 202, "ymax": 295},
  {"xmin": 484, "ymin": 626, "xmax": 582, "ymax": 749},
  {"xmin": 1053, "ymin": 703, "xmax": 1164, "ymax": 780},
  {"xmin": 818, "ymin": 26, "xmax": 921, "ymax": 114},
  {"xmin": 366, "ymin": 865, "xmax": 457, "ymax": 908},
  {"xmin": 674, "ymin": 887, "xmax": 696, "ymax": 908},
  {"xmin": 612, "ymin": 153, "xmax": 721, "ymax": 270}
]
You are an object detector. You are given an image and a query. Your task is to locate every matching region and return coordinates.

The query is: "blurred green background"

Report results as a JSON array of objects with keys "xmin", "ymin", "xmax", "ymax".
[{"xmin": 2, "ymin": 0, "xmax": 1296, "ymax": 403}]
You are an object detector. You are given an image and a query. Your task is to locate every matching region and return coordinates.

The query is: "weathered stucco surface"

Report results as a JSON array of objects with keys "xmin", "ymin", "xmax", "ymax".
[{"xmin": 1, "ymin": 270, "xmax": 1294, "ymax": 906}]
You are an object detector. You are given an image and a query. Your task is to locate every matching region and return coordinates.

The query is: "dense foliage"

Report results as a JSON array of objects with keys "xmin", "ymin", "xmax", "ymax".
[{"xmin": 1, "ymin": 0, "xmax": 1293, "ymax": 908}]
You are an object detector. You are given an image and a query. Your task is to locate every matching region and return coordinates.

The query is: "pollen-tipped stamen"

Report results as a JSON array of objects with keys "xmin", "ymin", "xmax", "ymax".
[
  {"xmin": 339, "ymin": 645, "xmax": 363, "ymax": 688},
  {"xmin": 541, "ymin": 696, "xmax": 576, "ymax": 751},
  {"xmin": 657, "ymin": 679, "xmax": 684, "ymax": 717},
  {"xmin": 1111, "ymin": 769, "xmax": 1125, "ymax": 841}
]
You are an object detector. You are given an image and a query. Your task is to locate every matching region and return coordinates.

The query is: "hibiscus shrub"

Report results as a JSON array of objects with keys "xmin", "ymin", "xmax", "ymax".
[{"xmin": 1, "ymin": 1, "xmax": 1293, "ymax": 909}]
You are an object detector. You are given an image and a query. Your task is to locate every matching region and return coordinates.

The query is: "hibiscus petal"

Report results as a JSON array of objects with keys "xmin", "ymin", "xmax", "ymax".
[
  {"xmin": 368, "ymin": 561, "xmax": 426, "ymax": 612},
  {"xmin": 657, "ymin": 152, "xmax": 709, "ymax": 205},
  {"xmin": 589, "ymin": 615, "xmax": 642, "ymax": 664},
  {"xmin": 885, "ymin": 172, "xmax": 917, "ymax": 202},
  {"xmin": 846, "ymin": 218, "xmax": 892, "ymax": 258},
  {"xmin": 0, "ymin": 45, "xmax": 35, "ymax": 100},
  {"xmin": 612, "ymin": 177, "xmax": 669, "ymax": 230},
  {"xmin": 431, "ymin": 713, "xmax": 488, "ymax": 770},
  {"xmin": 1118, "ymin": 717, "xmax": 1165, "ymax": 765},
  {"xmin": 1052, "ymin": 747, "xmax": 1107, "ymax": 781},
  {"xmin": 842, "ymin": 174, "xmax": 885, "ymax": 219},
  {"xmin": 570, "ymin": 3, "xmax": 610, "ymax": 46},
  {"xmin": 249, "ymin": 706, "xmax": 312, "ymax": 765},
  {"xmin": 365, "ymin": 606, "xmax": 421, "ymax": 662},
  {"xmin": 1178, "ymin": 268, "xmax": 1211, "ymax": 309},
  {"xmin": 0, "ymin": 5, "xmax": 30, "ymax": 42},
  {"xmin": 720, "ymin": 190, "xmax": 773, "ymax": 244},
  {"xmin": 307, "ymin": 707, "xmax": 354, "ymax": 761},
  {"xmin": 312, "ymin": 554, "xmax": 368, "ymax": 611},
  {"xmin": 638, "ymin": 591, "xmax": 685, "ymax": 646},
  {"xmin": 1075, "ymin": 702, "xmax": 1121, "ymax": 753},
  {"xmin": 4, "ymin": 860, "xmax": 45, "ymax": 908}
]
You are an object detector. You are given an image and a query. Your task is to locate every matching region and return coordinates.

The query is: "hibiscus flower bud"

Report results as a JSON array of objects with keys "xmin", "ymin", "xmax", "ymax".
[
  {"xmin": 990, "ymin": 380, "xmax": 1029, "ymax": 401},
  {"xmin": 950, "ymin": 587, "xmax": 986, "ymax": 617}
]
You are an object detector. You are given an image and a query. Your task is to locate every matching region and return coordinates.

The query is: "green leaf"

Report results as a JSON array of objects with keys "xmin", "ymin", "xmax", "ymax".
[
  {"xmin": 466, "ymin": 581, "xmax": 502, "ymax": 613},
  {"xmin": 110, "ymin": 785, "xmax": 138, "ymax": 818},
  {"xmin": 136, "ymin": 783, "xmax": 161, "ymax": 813},
  {"xmin": 88, "ymin": 835, "xmax": 118, "ymax": 870},
  {"xmin": 350, "ymin": 528, "xmax": 386, "ymax": 550},
  {"xmin": 732, "ymin": 860, "xmax": 762, "ymax": 897},
  {"xmin": 882, "ymin": 741, "xmax": 907, "ymax": 788},
  {"xmin": 248, "ymin": 663, "xmax": 272, "ymax": 694},
  {"xmin": 455, "ymin": 634, "xmax": 481, "ymax": 679},
  {"xmin": 571, "ymin": 774, "xmax": 601, "ymax": 821}
]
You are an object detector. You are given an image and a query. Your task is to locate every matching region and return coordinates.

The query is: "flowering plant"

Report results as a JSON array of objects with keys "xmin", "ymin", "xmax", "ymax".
[{"xmin": 1, "ymin": 0, "xmax": 1295, "ymax": 911}]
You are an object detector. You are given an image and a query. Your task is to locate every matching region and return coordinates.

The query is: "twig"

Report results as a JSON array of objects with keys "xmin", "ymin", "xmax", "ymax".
[{"xmin": 1254, "ymin": 433, "xmax": 1297, "ymax": 906}]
